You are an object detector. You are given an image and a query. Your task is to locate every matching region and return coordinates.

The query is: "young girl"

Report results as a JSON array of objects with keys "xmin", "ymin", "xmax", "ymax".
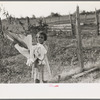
[{"xmin": 14, "ymin": 31, "xmax": 52, "ymax": 83}]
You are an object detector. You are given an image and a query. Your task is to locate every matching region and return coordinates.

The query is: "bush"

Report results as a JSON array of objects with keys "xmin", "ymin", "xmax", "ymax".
[{"xmin": 47, "ymin": 12, "xmax": 62, "ymax": 17}]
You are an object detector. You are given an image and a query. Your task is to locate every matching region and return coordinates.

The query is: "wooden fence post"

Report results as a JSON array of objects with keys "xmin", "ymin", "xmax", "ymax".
[
  {"xmin": 0, "ymin": 18, "xmax": 4, "ymax": 39},
  {"xmin": 95, "ymin": 8, "xmax": 99, "ymax": 35},
  {"xmin": 0, "ymin": 18, "xmax": 4, "ymax": 60},
  {"xmin": 76, "ymin": 6, "xmax": 84, "ymax": 71},
  {"xmin": 0, "ymin": 18, "xmax": 2, "ymax": 33},
  {"xmin": 69, "ymin": 14, "xmax": 75, "ymax": 36},
  {"xmin": 84, "ymin": 14, "xmax": 87, "ymax": 24},
  {"xmin": 26, "ymin": 17, "xmax": 30, "ymax": 30},
  {"xmin": 44, "ymin": 18, "xmax": 48, "ymax": 33}
]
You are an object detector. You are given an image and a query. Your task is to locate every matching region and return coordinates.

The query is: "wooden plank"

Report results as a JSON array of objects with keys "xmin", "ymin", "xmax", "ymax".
[
  {"xmin": 49, "ymin": 67, "xmax": 99, "ymax": 83},
  {"xmin": 49, "ymin": 23, "xmax": 84, "ymax": 28},
  {"xmin": 51, "ymin": 27, "xmax": 71, "ymax": 29},
  {"xmin": 76, "ymin": 6, "xmax": 84, "ymax": 71},
  {"xmin": 48, "ymin": 29, "xmax": 71, "ymax": 32},
  {"xmin": 72, "ymin": 67, "xmax": 99, "ymax": 78},
  {"xmin": 53, "ymin": 24, "xmax": 71, "ymax": 27},
  {"xmin": 50, "ymin": 27, "xmax": 71, "ymax": 30}
]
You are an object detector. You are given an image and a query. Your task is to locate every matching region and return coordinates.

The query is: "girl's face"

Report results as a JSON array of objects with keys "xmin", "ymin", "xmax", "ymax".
[{"xmin": 36, "ymin": 34, "xmax": 45, "ymax": 44}]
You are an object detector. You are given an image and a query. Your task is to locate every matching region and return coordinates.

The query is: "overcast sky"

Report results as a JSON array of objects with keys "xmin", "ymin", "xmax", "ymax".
[{"xmin": 0, "ymin": 1, "xmax": 100, "ymax": 18}]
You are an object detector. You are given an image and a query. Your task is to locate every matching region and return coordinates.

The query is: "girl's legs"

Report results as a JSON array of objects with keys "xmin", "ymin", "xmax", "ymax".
[
  {"xmin": 38, "ymin": 65, "xmax": 44, "ymax": 83},
  {"xmin": 38, "ymin": 65, "xmax": 48, "ymax": 83},
  {"xmin": 34, "ymin": 59, "xmax": 40, "ymax": 83},
  {"xmin": 34, "ymin": 68, "xmax": 40, "ymax": 83}
]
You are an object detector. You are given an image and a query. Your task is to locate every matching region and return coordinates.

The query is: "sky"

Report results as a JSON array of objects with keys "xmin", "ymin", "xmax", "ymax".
[{"xmin": 0, "ymin": 1, "xmax": 100, "ymax": 18}]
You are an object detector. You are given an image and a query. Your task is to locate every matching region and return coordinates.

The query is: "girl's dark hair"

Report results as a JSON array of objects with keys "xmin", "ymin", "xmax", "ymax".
[{"xmin": 37, "ymin": 31, "xmax": 47, "ymax": 41}]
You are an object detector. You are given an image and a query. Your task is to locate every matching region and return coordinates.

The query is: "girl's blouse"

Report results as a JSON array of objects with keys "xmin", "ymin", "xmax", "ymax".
[{"xmin": 31, "ymin": 43, "xmax": 47, "ymax": 65}]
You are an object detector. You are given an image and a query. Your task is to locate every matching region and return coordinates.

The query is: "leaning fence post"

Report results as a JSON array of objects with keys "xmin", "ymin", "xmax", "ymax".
[
  {"xmin": 26, "ymin": 17, "xmax": 35, "ymax": 82},
  {"xmin": 95, "ymin": 8, "xmax": 99, "ymax": 35},
  {"xmin": 69, "ymin": 14, "xmax": 75, "ymax": 36},
  {"xmin": 76, "ymin": 6, "xmax": 84, "ymax": 71},
  {"xmin": 0, "ymin": 18, "xmax": 2, "ymax": 33},
  {"xmin": 0, "ymin": 18, "xmax": 4, "ymax": 39}
]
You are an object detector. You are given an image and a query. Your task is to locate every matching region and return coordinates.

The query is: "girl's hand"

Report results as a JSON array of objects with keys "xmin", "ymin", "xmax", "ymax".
[{"xmin": 26, "ymin": 58, "xmax": 34, "ymax": 66}]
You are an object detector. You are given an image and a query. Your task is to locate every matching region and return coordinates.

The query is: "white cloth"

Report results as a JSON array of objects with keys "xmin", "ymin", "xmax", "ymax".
[
  {"xmin": 15, "ymin": 43, "xmax": 47, "ymax": 65},
  {"xmin": 15, "ymin": 44, "xmax": 30, "ymax": 58}
]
